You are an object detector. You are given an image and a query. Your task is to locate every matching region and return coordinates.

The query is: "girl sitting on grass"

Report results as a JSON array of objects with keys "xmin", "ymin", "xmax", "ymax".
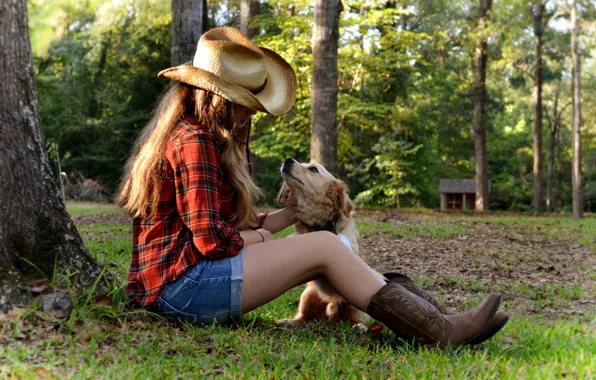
[{"xmin": 117, "ymin": 26, "xmax": 507, "ymax": 347}]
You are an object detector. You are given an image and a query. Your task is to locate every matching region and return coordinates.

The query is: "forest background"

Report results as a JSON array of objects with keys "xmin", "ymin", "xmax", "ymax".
[{"xmin": 31, "ymin": 0, "xmax": 596, "ymax": 212}]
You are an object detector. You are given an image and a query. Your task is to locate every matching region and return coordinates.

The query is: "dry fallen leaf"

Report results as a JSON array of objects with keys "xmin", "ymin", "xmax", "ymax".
[
  {"xmin": 213, "ymin": 367, "xmax": 224, "ymax": 375},
  {"xmin": 49, "ymin": 309, "xmax": 67, "ymax": 320},
  {"xmin": 368, "ymin": 322, "xmax": 385, "ymax": 336},
  {"xmin": 28, "ymin": 279, "xmax": 48, "ymax": 287},
  {"xmin": 34, "ymin": 367, "xmax": 53, "ymax": 379},
  {"xmin": 205, "ymin": 343, "xmax": 216, "ymax": 355},
  {"xmin": 93, "ymin": 294, "xmax": 113, "ymax": 307},
  {"xmin": 6, "ymin": 307, "xmax": 27, "ymax": 321},
  {"xmin": 31, "ymin": 285, "xmax": 50, "ymax": 294}
]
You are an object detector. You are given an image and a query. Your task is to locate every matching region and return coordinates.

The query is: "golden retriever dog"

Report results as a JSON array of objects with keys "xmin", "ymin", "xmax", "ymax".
[{"xmin": 276, "ymin": 157, "xmax": 369, "ymax": 330}]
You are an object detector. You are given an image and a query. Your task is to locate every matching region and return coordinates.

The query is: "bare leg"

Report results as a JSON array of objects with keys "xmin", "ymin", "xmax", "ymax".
[{"xmin": 241, "ymin": 231, "xmax": 386, "ymax": 313}]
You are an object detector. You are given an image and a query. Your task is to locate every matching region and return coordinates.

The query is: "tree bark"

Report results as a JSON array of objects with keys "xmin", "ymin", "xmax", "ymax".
[
  {"xmin": 0, "ymin": 0, "xmax": 108, "ymax": 313},
  {"xmin": 88, "ymin": 38, "xmax": 108, "ymax": 119},
  {"xmin": 171, "ymin": 0, "xmax": 209, "ymax": 66},
  {"xmin": 240, "ymin": 0, "xmax": 261, "ymax": 179},
  {"xmin": 570, "ymin": 0, "xmax": 584, "ymax": 218},
  {"xmin": 532, "ymin": 2, "xmax": 544, "ymax": 212},
  {"xmin": 240, "ymin": 0, "xmax": 260, "ymax": 39},
  {"xmin": 473, "ymin": 0, "xmax": 491, "ymax": 211},
  {"xmin": 546, "ymin": 85, "xmax": 559, "ymax": 213},
  {"xmin": 311, "ymin": 0, "xmax": 342, "ymax": 176},
  {"xmin": 546, "ymin": 126, "xmax": 555, "ymax": 213}
]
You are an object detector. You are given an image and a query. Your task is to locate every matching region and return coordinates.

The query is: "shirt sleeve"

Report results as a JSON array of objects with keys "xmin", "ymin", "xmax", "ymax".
[{"xmin": 166, "ymin": 130, "xmax": 244, "ymax": 259}]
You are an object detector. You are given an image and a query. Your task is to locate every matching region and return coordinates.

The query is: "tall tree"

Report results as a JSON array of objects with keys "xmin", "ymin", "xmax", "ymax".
[
  {"xmin": 473, "ymin": 0, "xmax": 492, "ymax": 211},
  {"xmin": 171, "ymin": 0, "xmax": 209, "ymax": 66},
  {"xmin": 0, "ymin": 0, "xmax": 107, "ymax": 312},
  {"xmin": 532, "ymin": 1, "xmax": 545, "ymax": 212},
  {"xmin": 88, "ymin": 38, "xmax": 109, "ymax": 119},
  {"xmin": 240, "ymin": 0, "xmax": 260, "ymax": 39},
  {"xmin": 545, "ymin": 82, "xmax": 569, "ymax": 213},
  {"xmin": 240, "ymin": 0, "xmax": 261, "ymax": 178},
  {"xmin": 310, "ymin": 0, "xmax": 342, "ymax": 176},
  {"xmin": 570, "ymin": 0, "xmax": 583, "ymax": 218}
]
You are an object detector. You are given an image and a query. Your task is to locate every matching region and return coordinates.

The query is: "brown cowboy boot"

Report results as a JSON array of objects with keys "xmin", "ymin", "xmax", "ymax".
[
  {"xmin": 383, "ymin": 272, "xmax": 509, "ymax": 345},
  {"xmin": 366, "ymin": 282, "xmax": 501, "ymax": 348}
]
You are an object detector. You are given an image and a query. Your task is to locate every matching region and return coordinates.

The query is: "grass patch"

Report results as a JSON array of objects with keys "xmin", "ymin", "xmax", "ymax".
[
  {"xmin": 78, "ymin": 223, "xmax": 132, "ymax": 275},
  {"xmin": 66, "ymin": 202, "xmax": 122, "ymax": 216},
  {"xmin": 356, "ymin": 220, "xmax": 469, "ymax": 241},
  {"xmin": 2, "ymin": 205, "xmax": 595, "ymax": 378},
  {"xmin": 2, "ymin": 304, "xmax": 594, "ymax": 378},
  {"xmin": 454, "ymin": 216, "xmax": 596, "ymax": 249}
]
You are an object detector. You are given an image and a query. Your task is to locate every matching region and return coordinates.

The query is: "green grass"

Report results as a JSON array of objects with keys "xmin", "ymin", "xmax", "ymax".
[
  {"xmin": 356, "ymin": 220, "xmax": 470, "ymax": 241},
  {"xmin": 78, "ymin": 223, "xmax": 133, "ymax": 276},
  {"xmin": 66, "ymin": 201, "xmax": 123, "ymax": 216},
  {"xmin": 2, "ymin": 298, "xmax": 594, "ymax": 378},
  {"xmin": 2, "ymin": 206, "xmax": 595, "ymax": 379},
  {"xmin": 453, "ymin": 216, "xmax": 596, "ymax": 248}
]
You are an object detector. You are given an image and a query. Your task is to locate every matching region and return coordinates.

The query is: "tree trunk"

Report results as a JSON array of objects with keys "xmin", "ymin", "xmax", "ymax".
[
  {"xmin": 240, "ymin": 0, "xmax": 261, "ymax": 179},
  {"xmin": 171, "ymin": 0, "xmax": 209, "ymax": 66},
  {"xmin": 240, "ymin": 0, "xmax": 260, "ymax": 39},
  {"xmin": 546, "ymin": 125, "xmax": 555, "ymax": 213},
  {"xmin": 532, "ymin": 2, "xmax": 544, "ymax": 212},
  {"xmin": 311, "ymin": 0, "xmax": 342, "ymax": 176},
  {"xmin": 570, "ymin": 0, "xmax": 583, "ymax": 218},
  {"xmin": 0, "ymin": 0, "xmax": 108, "ymax": 313},
  {"xmin": 473, "ymin": 0, "xmax": 492, "ymax": 211},
  {"xmin": 546, "ymin": 84, "xmax": 559, "ymax": 213},
  {"xmin": 88, "ymin": 38, "xmax": 108, "ymax": 119}
]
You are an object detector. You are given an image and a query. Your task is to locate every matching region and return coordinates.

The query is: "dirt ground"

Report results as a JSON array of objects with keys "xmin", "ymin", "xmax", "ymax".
[
  {"xmin": 72, "ymin": 211, "xmax": 595, "ymax": 319},
  {"xmin": 356, "ymin": 210, "xmax": 595, "ymax": 319}
]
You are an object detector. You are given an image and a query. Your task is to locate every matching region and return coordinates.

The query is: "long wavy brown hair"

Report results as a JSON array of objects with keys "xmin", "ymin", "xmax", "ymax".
[{"xmin": 117, "ymin": 82, "xmax": 261, "ymax": 229}]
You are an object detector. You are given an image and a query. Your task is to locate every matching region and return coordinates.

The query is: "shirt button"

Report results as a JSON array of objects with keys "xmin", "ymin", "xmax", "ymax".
[{"xmin": 217, "ymin": 223, "xmax": 222, "ymax": 229}]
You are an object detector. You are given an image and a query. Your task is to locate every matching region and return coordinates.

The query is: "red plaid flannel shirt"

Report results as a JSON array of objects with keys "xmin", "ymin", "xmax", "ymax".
[{"xmin": 128, "ymin": 117, "xmax": 265, "ymax": 308}]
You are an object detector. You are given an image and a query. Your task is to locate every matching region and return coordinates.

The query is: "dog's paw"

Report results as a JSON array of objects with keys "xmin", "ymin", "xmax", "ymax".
[
  {"xmin": 353, "ymin": 323, "xmax": 369, "ymax": 334},
  {"xmin": 276, "ymin": 318, "xmax": 303, "ymax": 329},
  {"xmin": 325, "ymin": 302, "xmax": 339, "ymax": 319}
]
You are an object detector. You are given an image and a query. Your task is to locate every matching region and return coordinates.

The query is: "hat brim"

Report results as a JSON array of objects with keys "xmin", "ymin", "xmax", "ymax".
[{"xmin": 158, "ymin": 48, "xmax": 296, "ymax": 116}]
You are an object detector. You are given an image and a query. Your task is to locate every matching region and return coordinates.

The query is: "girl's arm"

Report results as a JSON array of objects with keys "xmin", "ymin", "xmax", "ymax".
[
  {"xmin": 259, "ymin": 207, "xmax": 297, "ymax": 234},
  {"xmin": 240, "ymin": 209, "xmax": 296, "ymax": 246},
  {"xmin": 240, "ymin": 228, "xmax": 274, "ymax": 245}
]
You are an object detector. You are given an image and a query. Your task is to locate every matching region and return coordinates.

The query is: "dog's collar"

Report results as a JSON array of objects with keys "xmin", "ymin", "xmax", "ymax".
[{"xmin": 309, "ymin": 215, "xmax": 340, "ymax": 235}]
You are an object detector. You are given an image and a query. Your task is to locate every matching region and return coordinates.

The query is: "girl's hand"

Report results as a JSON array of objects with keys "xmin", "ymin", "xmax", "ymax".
[
  {"xmin": 260, "ymin": 208, "xmax": 297, "ymax": 234},
  {"xmin": 256, "ymin": 228, "xmax": 275, "ymax": 242},
  {"xmin": 240, "ymin": 228, "xmax": 274, "ymax": 245}
]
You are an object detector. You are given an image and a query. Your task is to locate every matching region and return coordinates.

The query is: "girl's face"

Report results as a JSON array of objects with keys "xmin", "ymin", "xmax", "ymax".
[{"xmin": 231, "ymin": 103, "xmax": 257, "ymax": 128}]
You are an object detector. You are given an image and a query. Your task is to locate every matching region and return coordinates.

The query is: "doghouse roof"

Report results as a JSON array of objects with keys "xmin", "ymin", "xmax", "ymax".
[{"xmin": 439, "ymin": 179, "xmax": 491, "ymax": 194}]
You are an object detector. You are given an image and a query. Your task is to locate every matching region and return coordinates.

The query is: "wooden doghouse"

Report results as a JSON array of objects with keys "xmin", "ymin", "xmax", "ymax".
[{"xmin": 439, "ymin": 179, "xmax": 491, "ymax": 211}]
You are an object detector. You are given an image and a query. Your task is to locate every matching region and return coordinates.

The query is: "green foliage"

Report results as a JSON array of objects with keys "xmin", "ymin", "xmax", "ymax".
[
  {"xmin": 353, "ymin": 133, "xmax": 422, "ymax": 208},
  {"xmin": 33, "ymin": 0, "xmax": 171, "ymax": 190},
  {"xmin": 29, "ymin": 0, "xmax": 596, "ymax": 212}
]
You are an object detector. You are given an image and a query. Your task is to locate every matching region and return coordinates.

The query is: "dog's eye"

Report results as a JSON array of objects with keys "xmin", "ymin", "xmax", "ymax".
[{"xmin": 308, "ymin": 166, "xmax": 319, "ymax": 173}]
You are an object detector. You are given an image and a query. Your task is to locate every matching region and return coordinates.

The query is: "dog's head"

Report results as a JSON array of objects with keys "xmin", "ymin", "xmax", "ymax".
[{"xmin": 278, "ymin": 158, "xmax": 353, "ymax": 223}]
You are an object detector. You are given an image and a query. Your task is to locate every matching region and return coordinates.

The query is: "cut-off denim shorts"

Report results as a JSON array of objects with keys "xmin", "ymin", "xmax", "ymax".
[{"xmin": 150, "ymin": 250, "xmax": 244, "ymax": 323}]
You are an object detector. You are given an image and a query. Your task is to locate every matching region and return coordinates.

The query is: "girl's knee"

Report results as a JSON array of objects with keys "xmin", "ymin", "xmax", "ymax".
[
  {"xmin": 309, "ymin": 230, "xmax": 343, "ymax": 246},
  {"xmin": 307, "ymin": 231, "xmax": 352, "ymax": 258}
]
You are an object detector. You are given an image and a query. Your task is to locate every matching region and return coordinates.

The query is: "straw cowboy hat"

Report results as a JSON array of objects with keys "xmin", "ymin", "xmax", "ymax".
[{"xmin": 158, "ymin": 27, "xmax": 296, "ymax": 116}]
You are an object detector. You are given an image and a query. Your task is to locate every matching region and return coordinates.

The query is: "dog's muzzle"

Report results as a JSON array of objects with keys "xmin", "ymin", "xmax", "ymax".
[{"xmin": 282, "ymin": 157, "xmax": 295, "ymax": 173}]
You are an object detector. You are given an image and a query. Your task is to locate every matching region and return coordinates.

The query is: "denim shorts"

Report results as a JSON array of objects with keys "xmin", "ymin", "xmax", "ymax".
[{"xmin": 150, "ymin": 251, "xmax": 244, "ymax": 323}]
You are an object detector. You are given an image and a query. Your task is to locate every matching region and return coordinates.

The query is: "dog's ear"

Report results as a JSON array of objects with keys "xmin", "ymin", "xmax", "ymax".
[
  {"xmin": 326, "ymin": 180, "xmax": 352, "ymax": 218},
  {"xmin": 277, "ymin": 183, "xmax": 294, "ymax": 206},
  {"xmin": 344, "ymin": 197, "xmax": 354, "ymax": 217}
]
